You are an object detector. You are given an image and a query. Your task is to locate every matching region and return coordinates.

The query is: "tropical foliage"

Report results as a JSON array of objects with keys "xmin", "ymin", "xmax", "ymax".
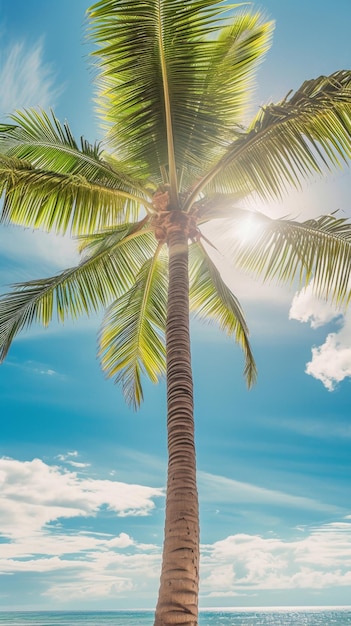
[{"xmin": 1, "ymin": 1, "xmax": 351, "ymax": 624}]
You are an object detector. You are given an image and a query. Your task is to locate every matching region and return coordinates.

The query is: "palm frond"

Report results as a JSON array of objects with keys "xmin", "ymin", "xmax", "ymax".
[
  {"xmin": 230, "ymin": 210, "xmax": 351, "ymax": 306},
  {"xmin": 0, "ymin": 109, "xmax": 152, "ymax": 234},
  {"xmin": 0, "ymin": 155, "xmax": 149, "ymax": 235},
  {"xmin": 185, "ymin": 71, "xmax": 351, "ymax": 207},
  {"xmin": 88, "ymin": 0, "xmax": 258, "ymax": 183},
  {"xmin": 179, "ymin": 11, "xmax": 273, "ymax": 188},
  {"xmin": 189, "ymin": 240, "xmax": 256, "ymax": 386},
  {"xmin": 99, "ymin": 248, "xmax": 168, "ymax": 408},
  {"xmin": 0, "ymin": 223, "xmax": 157, "ymax": 360},
  {"xmin": 0, "ymin": 108, "xmax": 149, "ymax": 189}
]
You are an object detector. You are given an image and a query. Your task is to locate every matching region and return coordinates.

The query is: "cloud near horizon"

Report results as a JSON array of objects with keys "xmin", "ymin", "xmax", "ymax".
[
  {"xmin": 201, "ymin": 521, "xmax": 351, "ymax": 598},
  {"xmin": 1, "ymin": 456, "xmax": 350, "ymax": 606},
  {"xmin": 0, "ymin": 456, "xmax": 163, "ymax": 605}
]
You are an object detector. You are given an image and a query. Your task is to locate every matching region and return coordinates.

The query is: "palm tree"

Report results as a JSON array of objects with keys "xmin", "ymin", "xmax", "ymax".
[{"xmin": 1, "ymin": 1, "xmax": 351, "ymax": 624}]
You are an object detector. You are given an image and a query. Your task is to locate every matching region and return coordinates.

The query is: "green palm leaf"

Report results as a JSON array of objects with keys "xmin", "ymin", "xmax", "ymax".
[
  {"xmin": 99, "ymin": 248, "xmax": 168, "ymax": 408},
  {"xmin": 189, "ymin": 240, "xmax": 256, "ymax": 386},
  {"xmin": 0, "ymin": 224, "xmax": 157, "ymax": 360},
  {"xmin": 185, "ymin": 71, "xmax": 351, "ymax": 207},
  {"xmin": 179, "ymin": 11, "xmax": 273, "ymax": 188},
  {"xmin": 0, "ymin": 108, "xmax": 148, "ymax": 186},
  {"xmin": 230, "ymin": 210, "xmax": 351, "ymax": 305},
  {"xmin": 0, "ymin": 109, "xmax": 152, "ymax": 234},
  {"xmin": 89, "ymin": 0, "xmax": 270, "ymax": 188}
]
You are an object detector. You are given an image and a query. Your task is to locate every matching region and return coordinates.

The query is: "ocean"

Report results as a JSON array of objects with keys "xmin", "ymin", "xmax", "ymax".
[{"xmin": 0, "ymin": 608, "xmax": 351, "ymax": 626}]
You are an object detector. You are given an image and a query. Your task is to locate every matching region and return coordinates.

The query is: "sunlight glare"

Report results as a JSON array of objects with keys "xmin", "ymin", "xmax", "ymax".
[{"xmin": 235, "ymin": 212, "xmax": 262, "ymax": 244}]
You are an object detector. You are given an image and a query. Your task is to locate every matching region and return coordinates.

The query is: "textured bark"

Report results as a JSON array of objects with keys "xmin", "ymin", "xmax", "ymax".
[{"xmin": 154, "ymin": 227, "xmax": 199, "ymax": 626}]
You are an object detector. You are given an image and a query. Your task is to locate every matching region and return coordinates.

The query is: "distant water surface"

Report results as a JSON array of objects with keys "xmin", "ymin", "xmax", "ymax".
[{"xmin": 1, "ymin": 608, "xmax": 351, "ymax": 626}]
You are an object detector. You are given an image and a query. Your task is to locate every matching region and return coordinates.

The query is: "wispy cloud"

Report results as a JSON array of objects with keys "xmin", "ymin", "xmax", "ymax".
[
  {"xmin": 0, "ymin": 35, "xmax": 79, "ymax": 283},
  {"xmin": 0, "ymin": 226, "xmax": 79, "ymax": 282},
  {"xmin": 56, "ymin": 451, "xmax": 91, "ymax": 469},
  {"xmin": 5, "ymin": 359, "xmax": 65, "ymax": 381},
  {"xmin": 0, "ymin": 38, "xmax": 60, "ymax": 115},
  {"xmin": 262, "ymin": 415, "xmax": 351, "ymax": 441},
  {"xmin": 198, "ymin": 471, "xmax": 339, "ymax": 513}
]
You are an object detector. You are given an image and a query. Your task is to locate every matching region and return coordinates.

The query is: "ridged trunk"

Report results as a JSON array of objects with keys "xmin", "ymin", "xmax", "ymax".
[{"xmin": 154, "ymin": 227, "xmax": 199, "ymax": 626}]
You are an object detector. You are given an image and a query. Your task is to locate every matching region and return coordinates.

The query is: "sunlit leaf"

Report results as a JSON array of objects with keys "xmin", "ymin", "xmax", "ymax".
[
  {"xmin": 186, "ymin": 71, "xmax": 351, "ymax": 207},
  {"xmin": 189, "ymin": 241, "xmax": 256, "ymax": 386},
  {"xmin": 0, "ymin": 223, "xmax": 156, "ymax": 361},
  {"xmin": 0, "ymin": 109, "xmax": 152, "ymax": 234},
  {"xmin": 230, "ymin": 210, "xmax": 351, "ymax": 306},
  {"xmin": 99, "ymin": 248, "xmax": 168, "ymax": 407}
]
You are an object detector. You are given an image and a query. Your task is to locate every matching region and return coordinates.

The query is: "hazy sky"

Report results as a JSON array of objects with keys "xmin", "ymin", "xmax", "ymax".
[{"xmin": 0, "ymin": 0, "xmax": 351, "ymax": 611}]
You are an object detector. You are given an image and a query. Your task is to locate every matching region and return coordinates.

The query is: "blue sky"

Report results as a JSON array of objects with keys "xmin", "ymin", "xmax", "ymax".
[{"xmin": 0, "ymin": 0, "xmax": 351, "ymax": 612}]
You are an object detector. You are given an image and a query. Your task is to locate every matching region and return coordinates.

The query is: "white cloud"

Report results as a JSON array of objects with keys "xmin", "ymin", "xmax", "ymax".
[
  {"xmin": 0, "ymin": 532, "xmax": 162, "ymax": 603},
  {"xmin": 40, "ymin": 549, "xmax": 162, "ymax": 603},
  {"xmin": 44, "ymin": 575, "xmax": 136, "ymax": 602},
  {"xmin": 66, "ymin": 461, "xmax": 91, "ymax": 468},
  {"xmin": 57, "ymin": 451, "xmax": 79, "ymax": 460},
  {"xmin": 200, "ymin": 519, "xmax": 351, "ymax": 598},
  {"xmin": 55, "ymin": 452, "xmax": 91, "ymax": 469},
  {"xmin": 289, "ymin": 283, "xmax": 351, "ymax": 390},
  {"xmin": 0, "ymin": 456, "xmax": 163, "ymax": 604},
  {"xmin": 305, "ymin": 320, "xmax": 351, "ymax": 391},
  {"xmin": 0, "ymin": 39, "xmax": 60, "ymax": 115},
  {"xmin": 0, "ymin": 457, "xmax": 164, "ymax": 539},
  {"xmin": 289, "ymin": 284, "xmax": 342, "ymax": 329},
  {"xmin": 1, "ymin": 457, "xmax": 350, "ymax": 605}
]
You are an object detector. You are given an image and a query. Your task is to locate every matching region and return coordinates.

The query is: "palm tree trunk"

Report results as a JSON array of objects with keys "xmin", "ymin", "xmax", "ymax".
[{"xmin": 154, "ymin": 227, "xmax": 199, "ymax": 626}]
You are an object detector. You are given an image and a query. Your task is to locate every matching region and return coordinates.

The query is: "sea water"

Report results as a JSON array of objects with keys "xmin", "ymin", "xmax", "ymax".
[{"xmin": 0, "ymin": 608, "xmax": 351, "ymax": 626}]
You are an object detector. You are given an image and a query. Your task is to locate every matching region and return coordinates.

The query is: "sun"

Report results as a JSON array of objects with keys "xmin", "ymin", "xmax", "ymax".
[{"xmin": 235, "ymin": 212, "xmax": 263, "ymax": 244}]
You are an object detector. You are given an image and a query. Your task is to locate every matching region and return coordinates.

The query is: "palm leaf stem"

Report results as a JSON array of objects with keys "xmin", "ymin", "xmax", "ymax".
[{"xmin": 156, "ymin": 1, "xmax": 178, "ymax": 203}]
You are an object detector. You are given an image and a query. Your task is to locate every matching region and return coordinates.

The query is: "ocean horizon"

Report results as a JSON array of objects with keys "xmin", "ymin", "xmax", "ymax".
[{"xmin": 1, "ymin": 607, "xmax": 351, "ymax": 626}]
